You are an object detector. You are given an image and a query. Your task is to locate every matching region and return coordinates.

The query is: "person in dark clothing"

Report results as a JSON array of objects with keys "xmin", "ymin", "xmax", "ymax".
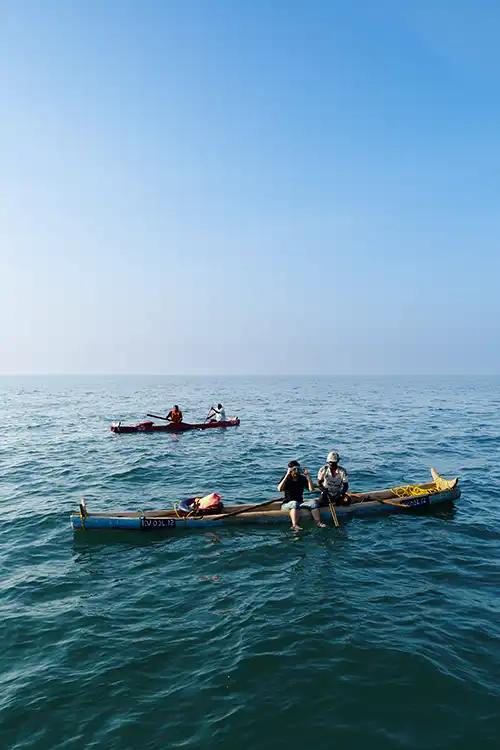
[{"xmin": 277, "ymin": 460, "xmax": 326, "ymax": 531}]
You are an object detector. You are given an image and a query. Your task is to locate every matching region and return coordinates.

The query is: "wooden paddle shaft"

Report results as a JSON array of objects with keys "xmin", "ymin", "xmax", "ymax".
[
  {"xmin": 377, "ymin": 498, "xmax": 411, "ymax": 509},
  {"xmin": 329, "ymin": 501, "xmax": 340, "ymax": 527},
  {"xmin": 206, "ymin": 493, "xmax": 323, "ymax": 522},
  {"xmin": 206, "ymin": 497, "xmax": 281, "ymax": 521}
]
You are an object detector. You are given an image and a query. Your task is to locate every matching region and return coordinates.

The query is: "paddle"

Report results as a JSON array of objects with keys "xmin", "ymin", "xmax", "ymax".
[
  {"xmin": 147, "ymin": 413, "xmax": 170, "ymax": 421},
  {"xmin": 318, "ymin": 485, "xmax": 340, "ymax": 527},
  {"xmin": 206, "ymin": 489, "xmax": 325, "ymax": 522},
  {"xmin": 376, "ymin": 498, "xmax": 417, "ymax": 509},
  {"xmin": 205, "ymin": 497, "xmax": 282, "ymax": 521},
  {"xmin": 329, "ymin": 498, "xmax": 340, "ymax": 527},
  {"xmin": 204, "ymin": 406, "xmax": 213, "ymax": 423}
]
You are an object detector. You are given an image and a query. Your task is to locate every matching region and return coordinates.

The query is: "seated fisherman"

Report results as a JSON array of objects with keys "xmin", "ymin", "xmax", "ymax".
[
  {"xmin": 317, "ymin": 451, "xmax": 349, "ymax": 506},
  {"xmin": 277, "ymin": 460, "xmax": 326, "ymax": 531},
  {"xmin": 207, "ymin": 403, "xmax": 226, "ymax": 422},
  {"xmin": 166, "ymin": 405, "xmax": 183, "ymax": 423}
]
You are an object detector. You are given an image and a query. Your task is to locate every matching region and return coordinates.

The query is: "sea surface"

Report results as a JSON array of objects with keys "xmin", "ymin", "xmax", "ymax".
[{"xmin": 1, "ymin": 375, "xmax": 499, "ymax": 750}]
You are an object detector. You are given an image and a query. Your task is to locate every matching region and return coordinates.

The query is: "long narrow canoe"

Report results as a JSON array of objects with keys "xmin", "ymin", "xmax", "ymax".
[
  {"xmin": 111, "ymin": 418, "xmax": 240, "ymax": 434},
  {"xmin": 71, "ymin": 468, "xmax": 459, "ymax": 531}
]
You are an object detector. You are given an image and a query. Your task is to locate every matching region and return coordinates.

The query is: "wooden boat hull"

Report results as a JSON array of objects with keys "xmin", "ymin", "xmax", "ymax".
[
  {"xmin": 111, "ymin": 418, "xmax": 240, "ymax": 434},
  {"xmin": 70, "ymin": 469, "xmax": 460, "ymax": 531}
]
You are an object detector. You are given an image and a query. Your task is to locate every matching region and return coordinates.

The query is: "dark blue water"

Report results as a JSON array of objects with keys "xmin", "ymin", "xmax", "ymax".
[{"xmin": 1, "ymin": 376, "xmax": 499, "ymax": 749}]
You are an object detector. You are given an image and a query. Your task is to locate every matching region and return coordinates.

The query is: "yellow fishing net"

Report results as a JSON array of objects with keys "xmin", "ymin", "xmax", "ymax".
[{"xmin": 390, "ymin": 484, "xmax": 439, "ymax": 499}]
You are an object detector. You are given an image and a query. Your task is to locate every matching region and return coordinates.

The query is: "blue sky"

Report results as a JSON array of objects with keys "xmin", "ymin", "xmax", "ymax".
[{"xmin": 1, "ymin": 0, "xmax": 499, "ymax": 374}]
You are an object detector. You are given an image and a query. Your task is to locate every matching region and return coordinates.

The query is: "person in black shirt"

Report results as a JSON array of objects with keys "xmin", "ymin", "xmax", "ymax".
[{"xmin": 277, "ymin": 460, "xmax": 326, "ymax": 531}]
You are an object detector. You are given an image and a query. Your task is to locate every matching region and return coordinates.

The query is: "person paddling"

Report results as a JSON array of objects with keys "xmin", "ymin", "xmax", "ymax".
[
  {"xmin": 166, "ymin": 405, "xmax": 183, "ymax": 424},
  {"xmin": 207, "ymin": 403, "xmax": 226, "ymax": 422},
  {"xmin": 278, "ymin": 460, "xmax": 326, "ymax": 531},
  {"xmin": 317, "ymin": 451, "xmax": 349, "ymax": 506}
]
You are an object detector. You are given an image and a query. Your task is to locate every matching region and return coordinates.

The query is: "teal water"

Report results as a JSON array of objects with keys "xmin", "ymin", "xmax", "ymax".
[{"xmin": 1, "ymin": 376, "xmax": 499, "ymax": 750}]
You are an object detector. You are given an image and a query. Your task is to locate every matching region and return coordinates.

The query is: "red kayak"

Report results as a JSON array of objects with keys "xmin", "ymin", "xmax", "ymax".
[{"xmin": 111, "ymin": 418, "xmax": 240, "ymax": 434}]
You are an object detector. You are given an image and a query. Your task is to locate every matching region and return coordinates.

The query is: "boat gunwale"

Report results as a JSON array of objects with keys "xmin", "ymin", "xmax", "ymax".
[
  {"xmin": 110, "ymin": 418, "xmax": 240, "ymax": 434},
  {"xmin": 72, "ymin": 471, "xmax": 459, "ymax": 524}
]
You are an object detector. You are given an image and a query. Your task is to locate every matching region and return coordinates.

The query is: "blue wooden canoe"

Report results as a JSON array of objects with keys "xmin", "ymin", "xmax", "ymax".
[{"xmin": 70, "ymin": 468, "xmax": 460, "ymax": 532}]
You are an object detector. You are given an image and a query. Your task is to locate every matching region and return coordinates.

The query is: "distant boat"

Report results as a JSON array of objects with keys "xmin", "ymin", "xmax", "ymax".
[
  {"xmin": 71, "ymin": 468, "xmax": 460, "ymax": 531},
  {"xmin": 110, "ymin": 418, "xmax": 240, "ymax": 434}
]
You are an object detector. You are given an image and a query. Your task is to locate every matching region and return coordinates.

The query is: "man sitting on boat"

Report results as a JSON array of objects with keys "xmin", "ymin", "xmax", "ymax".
[
  {"xmin": 207, "ymin": 403, "xmax": 226, "ymax": 422},
  {"xmin": 317, "ymin": 451, "xmax": 350, "ymax": 506},
  {"xmin": 278, "ymin": 460, "xmax": 327, "ymax": 531},
  {"xmin": 166, "ymin": 405, "xmax": 183, "ymax": 424}
]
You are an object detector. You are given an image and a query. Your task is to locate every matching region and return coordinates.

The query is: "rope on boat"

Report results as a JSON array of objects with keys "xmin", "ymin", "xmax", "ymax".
[
  {"xmin": 173, "ymin": 503, "xmax": 204, "ymax": 520},
  {"xmin": 390, "ymin": 484, "xmax": 439, "ymax": 499}
]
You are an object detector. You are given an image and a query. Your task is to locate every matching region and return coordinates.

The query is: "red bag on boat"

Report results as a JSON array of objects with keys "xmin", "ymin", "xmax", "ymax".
[{"xmin": 195, "ymin": 493, "xmax": 223, "ymax": 511}]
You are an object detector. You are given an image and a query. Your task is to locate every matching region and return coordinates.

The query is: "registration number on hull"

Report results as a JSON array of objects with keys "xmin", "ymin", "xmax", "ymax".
[
  {"xmin": 401, "ymin": 496, "xmax": 430, "ymax": 508},
  {"xmin": 141, "ymin": 517, "xmax": 177, "ymax": 529}
]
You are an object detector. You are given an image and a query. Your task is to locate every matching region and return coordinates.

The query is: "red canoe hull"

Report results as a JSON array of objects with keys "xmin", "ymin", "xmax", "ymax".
[{"xmin": 111, "ymin": 419, "xmax": 240, "ymax": 434}]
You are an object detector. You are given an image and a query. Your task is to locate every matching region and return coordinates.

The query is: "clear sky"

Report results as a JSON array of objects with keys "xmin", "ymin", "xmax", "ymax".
[{"xmin": 1, "ymin": 0, "xmax": 499, "ymax": 375}]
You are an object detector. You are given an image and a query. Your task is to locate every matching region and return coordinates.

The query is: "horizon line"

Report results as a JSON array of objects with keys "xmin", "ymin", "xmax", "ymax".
[{"xmin": 0, "ymin": 372, "xmax": 498, "ymax": 378}]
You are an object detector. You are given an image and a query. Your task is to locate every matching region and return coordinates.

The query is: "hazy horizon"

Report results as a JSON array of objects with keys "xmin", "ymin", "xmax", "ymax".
[{"xmin": 1, "ymin": 372, "xmax": 498, "ymax": 378}]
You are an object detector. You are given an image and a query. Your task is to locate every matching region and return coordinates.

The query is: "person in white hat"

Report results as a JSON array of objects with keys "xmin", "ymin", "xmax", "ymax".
[{"xmin": 317, "ymin": 451, "xmax": 349, "ymax": 506}]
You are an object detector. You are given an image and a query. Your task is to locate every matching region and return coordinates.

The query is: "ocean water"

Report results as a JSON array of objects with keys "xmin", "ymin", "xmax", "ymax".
[{"xmin": 1, "ymin": 375, "xmax": 499, "ymax": 750}]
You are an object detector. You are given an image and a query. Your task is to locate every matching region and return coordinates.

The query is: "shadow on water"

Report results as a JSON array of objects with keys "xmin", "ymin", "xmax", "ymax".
[
  {"xmin": 70, "ymin": 522, "xmax": 345, "ymax": 551},
  {"xmin": 71, "ymin": 528, "xmax": 212, "ymax": 550},
  {"xmin": 426, "ymin": 501, "xmax": 458, "ymax": 521}
]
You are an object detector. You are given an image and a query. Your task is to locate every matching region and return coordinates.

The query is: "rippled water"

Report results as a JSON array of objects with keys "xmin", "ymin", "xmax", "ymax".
[{"xmin": 1, "ymin": 375, "xmax": 499, "ymax": 750}]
